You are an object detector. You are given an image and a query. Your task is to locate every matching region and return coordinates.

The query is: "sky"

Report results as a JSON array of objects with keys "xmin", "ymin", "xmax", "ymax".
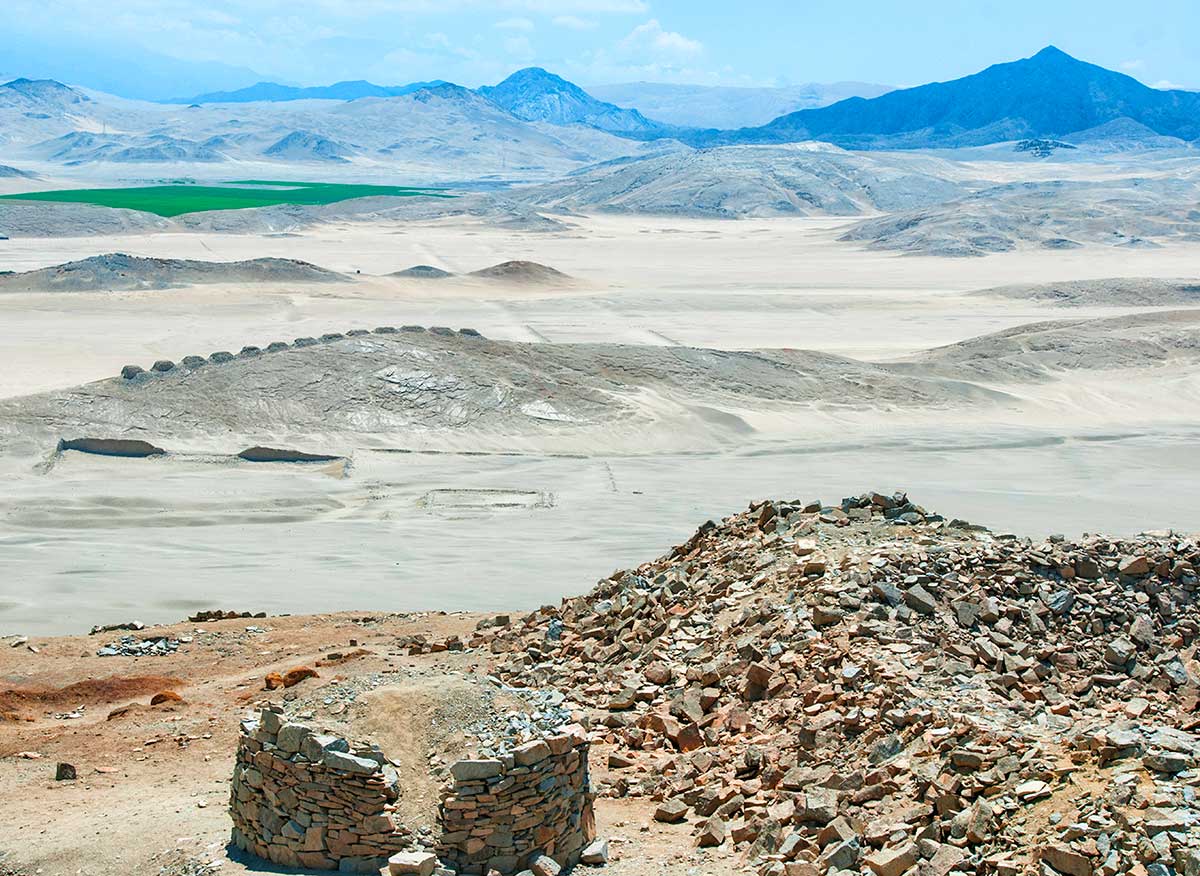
[{"xmin": 2, "ymin": 0, "xmax": 1198, "ymax": 99}]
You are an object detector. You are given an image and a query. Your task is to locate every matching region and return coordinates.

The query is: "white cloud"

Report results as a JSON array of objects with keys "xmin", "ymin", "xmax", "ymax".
[
  {"xmin": 495, "ymin": 16, "xmax": 534, "ymax": 31},
  {"xmin": 619, "ymin": 19, "xmax": 704, "ymax": 60},
  {"xmin": 1119, "ymin": 59, "xmax": 1145, "ymax": 72},
  {"xmin": 552, "ymin": 15, "xmax": 597, "ymax": 30},
  {"xmin": 503, "ymin": 35, "xmax": 535, "ymax": 61}
]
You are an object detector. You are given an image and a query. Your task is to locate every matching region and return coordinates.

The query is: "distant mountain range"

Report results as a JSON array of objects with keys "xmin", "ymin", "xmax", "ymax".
[
  {"xmin": 1, "ymin": 45, "xmax": 1197, "ymax": 179},
  {"xmin": 587, "ymin": 81, "xmax": 894, "ymax": 129},
  {"xmin": 710, "ymin": 46, "xmax": 1200, "ymax": 148},
  {"xmin": 178, "ymin": 79, "xmax": 450, "ymax": 104},
  {"xmin": 165, "ymin": 48, "xmax": 1200, "ymax": 151}
]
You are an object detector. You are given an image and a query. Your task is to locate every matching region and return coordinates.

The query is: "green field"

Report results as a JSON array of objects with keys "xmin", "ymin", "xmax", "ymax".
[{"xmin": 0, "ymin": 180, "xmax": 453, "ymax": 217}]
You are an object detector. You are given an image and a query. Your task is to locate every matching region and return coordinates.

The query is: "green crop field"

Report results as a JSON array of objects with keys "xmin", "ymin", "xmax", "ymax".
[{"xmin": 0, "ymin": 180, "xmax": 453, "ymax": 217}]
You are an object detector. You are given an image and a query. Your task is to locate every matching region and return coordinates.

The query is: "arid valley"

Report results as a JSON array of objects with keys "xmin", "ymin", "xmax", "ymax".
[{"xmin": 1, "ymin": 30, "xmax": 1198, "ymax": 876}]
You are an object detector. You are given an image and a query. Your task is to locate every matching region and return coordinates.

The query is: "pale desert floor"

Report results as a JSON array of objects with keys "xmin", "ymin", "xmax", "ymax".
[{"xmin": 2, "ymin": 214, "xmax": 1199, "ymax": 635}]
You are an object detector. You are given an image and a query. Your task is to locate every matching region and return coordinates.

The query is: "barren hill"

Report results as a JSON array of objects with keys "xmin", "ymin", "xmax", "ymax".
[
  {"xmin": 519, "ymin": 145, "xmax": 964, "ymax": 218},
  {"xmin": 0, "ymin": 253, "xmax": 344, "ymax": 292}
]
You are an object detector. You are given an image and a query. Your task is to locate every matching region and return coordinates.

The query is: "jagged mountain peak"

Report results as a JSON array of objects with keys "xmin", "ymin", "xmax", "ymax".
[{"xmin": 478, "ymin": 68, "xmax": 666, "ymax": 136}]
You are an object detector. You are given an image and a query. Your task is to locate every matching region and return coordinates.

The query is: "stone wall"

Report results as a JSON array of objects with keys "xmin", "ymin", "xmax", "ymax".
[
  {"xmin": 230, "ymin": 709, "xmax": 593, "ymax": 875},
  {"xmin": 229, "ymin": 706, "xmax": 413, "ymax": 873},
  {"xmin": 436, "ymin": 724, "xmax": 594, "ymax": 874}
]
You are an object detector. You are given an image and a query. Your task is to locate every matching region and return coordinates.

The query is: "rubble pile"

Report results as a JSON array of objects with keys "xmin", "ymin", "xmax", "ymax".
[
  {"xmin": 472, "ymin": 493, "xmax": 1200, "ymax": 876},
  {"xmin": 95, "ymin": 633, "xmax": 186, "ymax": 657}
]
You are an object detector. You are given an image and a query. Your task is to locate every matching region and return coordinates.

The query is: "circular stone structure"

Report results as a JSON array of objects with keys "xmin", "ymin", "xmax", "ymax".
[{"xmin": 230, "ymin": 704, "xmax": 593, "ymax": 874}]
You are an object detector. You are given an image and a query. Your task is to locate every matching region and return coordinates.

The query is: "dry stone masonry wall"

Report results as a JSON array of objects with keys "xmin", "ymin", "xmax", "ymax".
[
  {"xmin": 230, "ymin": 708, "xmax": 593, "ymax": 875},
  {"xmin": 437, "ymin": 725, "xmax": 594, "ymax": 874},
  {"xmin": 230, "ymin": 706, "xmax": 413, "ymax": 873}
]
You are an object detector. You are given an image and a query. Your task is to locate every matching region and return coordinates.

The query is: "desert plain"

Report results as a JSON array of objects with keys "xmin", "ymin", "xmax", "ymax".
[{"xmin": 2, "ymin": 205, "xmax": 1200, "ymax": 636}]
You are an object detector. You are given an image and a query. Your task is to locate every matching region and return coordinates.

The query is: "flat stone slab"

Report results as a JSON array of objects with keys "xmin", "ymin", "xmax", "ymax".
[
  {"xmin": 387, "ymin": 852, "xmax": 437, "ymax": 876},
  {"xmin": 449, "ymin": 759, "xmax": 504, "ymax": 782},
  {"xmin": 322, "ymin": 750, "xmax": 379, "ymax": 774}
]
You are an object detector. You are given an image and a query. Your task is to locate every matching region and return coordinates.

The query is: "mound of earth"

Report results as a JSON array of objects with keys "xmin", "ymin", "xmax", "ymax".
[
  {"xmin": 840, "ymin": 177, "xmax": 1200, "ymax": 256},
  {"xmin": 0, "ymin": 201, "xmax": 173, "ymax": 238},
  {"xmin": 468, "ymin": 260, "xmax": 571, "ymax": 284},
  {"xmin": 0, "ymin": 253, "xmax": 344, "ymax": 292},
  {"xmin": 392, "ymin": 265, "xmax": 455, "ymax": 279},
  {"xmin": 971, "ymin": 277, "xmax": 1200, "ymax": 307},
  {"xmin": 0, "ymin": 675, "xmax": 181, "ymax": 722},
  {"xmin": 891, "ymin": 310, "xmax": 1200, "ymax": 381}
]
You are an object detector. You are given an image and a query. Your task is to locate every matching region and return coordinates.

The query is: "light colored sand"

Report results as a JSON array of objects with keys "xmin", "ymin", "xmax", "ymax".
[
  {"xmin": 2, "ymin": 427, "xmax": 1198, "ymax": 635},
  {"xmin": 2, "ymin": 214, "xmax": 1200, "ymax": 636},
  {"xmin": 3, "ymin": 214, "xmax": 1200, "ymax": 398}
]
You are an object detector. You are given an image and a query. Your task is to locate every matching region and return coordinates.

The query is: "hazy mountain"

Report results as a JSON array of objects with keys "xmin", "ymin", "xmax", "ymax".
[
  {"xmin": 180, "ymin": 79, "xmax": 450, "ymax": 105},
  {"xmin": 0, "ymin": 79, "xmax": 102, "ymax": 150},
  {"xmin": 0, "ymin": 78, "xmax": 656, "ymax": 179},
  {"xmin": 478, "ymin": 68, "xmax": 668, "ymax": 136},
  {"xmin": 0, "ymin": 32, "xmax": 261, "ymax": 101},
  {"xmin": 588, "ymin": 81, "xmax": 893, "ymax": 129},
  {"xmin": 0, "ymin": 78, "xmax": 90, "ymax": 109},
  {"xmin": 720, "ymin": 46, "xmax": 1200, "ymax": 149},
  {"xmin": 263, "ymin": 130, "xmax": 353, "ymax": 162},
  {"xmin": 33, "ymin": 131, "xmax": 227, "ymax": 164}
]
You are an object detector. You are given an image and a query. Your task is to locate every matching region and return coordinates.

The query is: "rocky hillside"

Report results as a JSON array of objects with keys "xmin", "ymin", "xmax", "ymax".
[
  {"xmin": 474, "ymin": 492, "xmax": 1200, "ymax": 875},
  {"xmin": 479, "ymin": 67, "xmax": 667, "ymax": 136},
  {"xmin": 519, "ymin": 145, "xmax": 964, "ymax": 218}
]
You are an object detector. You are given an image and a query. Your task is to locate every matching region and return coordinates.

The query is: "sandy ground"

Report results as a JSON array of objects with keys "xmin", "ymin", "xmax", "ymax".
[
  {"xmin": 3, "ymin": 215, "xmax": 1200, "ymax": 399},
  {"xmin": 2, "ymin": 215, "xmax": 1200, "ymax": 638},
  {"xmin": 0, "ymin": 611, "xmax": 730, "ymax": 876}
]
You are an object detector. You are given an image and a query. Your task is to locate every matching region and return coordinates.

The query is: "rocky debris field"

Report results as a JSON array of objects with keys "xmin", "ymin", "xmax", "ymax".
[{"xmin": 465, "ymin": 492, "xmax": 1200, "ymax": 876}]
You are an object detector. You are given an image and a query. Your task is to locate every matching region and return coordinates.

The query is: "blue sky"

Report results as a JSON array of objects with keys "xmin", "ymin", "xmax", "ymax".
[{"xmin": 3, "ymin": 0, "xmax": 1197, "ymax": 94}]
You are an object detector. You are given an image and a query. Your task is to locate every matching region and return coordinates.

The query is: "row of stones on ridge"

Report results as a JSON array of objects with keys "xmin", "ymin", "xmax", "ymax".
[{"xmin": 120, "ymin": 325, "xmax": 486, "ymax": 380}]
